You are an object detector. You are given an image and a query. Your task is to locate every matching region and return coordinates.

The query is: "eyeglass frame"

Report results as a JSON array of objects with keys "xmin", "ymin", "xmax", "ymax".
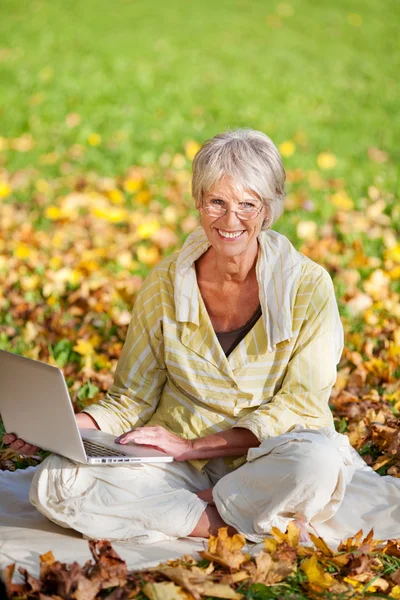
[{"xmin": 200, "ymin": 198, "xmax": 268, "ymax": 221}]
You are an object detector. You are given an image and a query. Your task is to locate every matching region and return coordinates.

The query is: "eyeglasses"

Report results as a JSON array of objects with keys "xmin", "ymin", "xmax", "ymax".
[{"xmin": 202, "ymin": 198, "xmax": 265, "ymax": 221}]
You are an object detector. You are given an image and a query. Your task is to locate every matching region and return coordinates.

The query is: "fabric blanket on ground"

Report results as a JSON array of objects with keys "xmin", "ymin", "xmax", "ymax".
[
  {"xmin": 0, "ymin": 467, "xmax": 206, "ymax": 581},
  {"xmin": 2, "ymin": 456, "xmax": 400, "ymax": 581}
]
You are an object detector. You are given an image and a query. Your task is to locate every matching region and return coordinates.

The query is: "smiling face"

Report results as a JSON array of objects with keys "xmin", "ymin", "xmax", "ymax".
[{"xmin": 198, "ymin": 177, "xmax": 270, "ymax": 259}]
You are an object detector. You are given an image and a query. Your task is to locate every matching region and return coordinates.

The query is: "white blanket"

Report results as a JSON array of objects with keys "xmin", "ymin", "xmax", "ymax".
[
  {"xmin": 0, "ymin": 467, "xmax": 206, "ymax": 580},
  {"xmin": 2, "ymin": 455, "xmax": 400, "ymax": 581}
]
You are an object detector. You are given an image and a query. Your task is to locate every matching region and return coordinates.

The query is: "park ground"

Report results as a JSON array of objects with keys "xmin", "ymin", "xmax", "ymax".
[{"xmin": 1, "ymin": 0, "xmax": 400, "ymax": 597}]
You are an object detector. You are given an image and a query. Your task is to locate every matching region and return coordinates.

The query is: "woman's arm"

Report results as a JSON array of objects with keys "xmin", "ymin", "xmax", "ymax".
[
  {"xmin": 232, "ymin": 268, "xmax": 344, "ymax": 441},
  {"xmin": 116, "ymin": 426, "xmax": 259, "ymax": 460},
  {"xmin": 82, "ymin": 271, "xmax": 167, "ymax": 436}
]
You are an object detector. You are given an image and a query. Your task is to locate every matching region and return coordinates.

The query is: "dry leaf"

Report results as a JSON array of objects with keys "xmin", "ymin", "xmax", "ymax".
[{"xmin": 142, "ymin": 581, "xmax": 192, "ymax": 600}]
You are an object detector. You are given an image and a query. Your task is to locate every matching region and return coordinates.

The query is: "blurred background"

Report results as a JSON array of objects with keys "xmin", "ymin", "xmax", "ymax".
[{"xmin": 0, "ymin": 0, "xmax": 399, "ymax": 471}]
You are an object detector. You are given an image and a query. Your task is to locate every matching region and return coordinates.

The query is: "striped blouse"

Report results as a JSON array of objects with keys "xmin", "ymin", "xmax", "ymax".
[{"xmin": 84, "ymin": 227, "xmax": 344, "ymax": 471}]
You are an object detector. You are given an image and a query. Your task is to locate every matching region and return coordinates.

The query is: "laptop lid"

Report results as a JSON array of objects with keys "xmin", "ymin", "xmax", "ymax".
[{"xmin": 0, "ymin": 350, "xmax": 88, "ymax": 463}]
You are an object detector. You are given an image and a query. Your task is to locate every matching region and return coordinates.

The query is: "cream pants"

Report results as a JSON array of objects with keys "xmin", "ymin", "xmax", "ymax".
[{"xmin": 29, "ymin": 428, "xmax": 354, "ymax": 544}]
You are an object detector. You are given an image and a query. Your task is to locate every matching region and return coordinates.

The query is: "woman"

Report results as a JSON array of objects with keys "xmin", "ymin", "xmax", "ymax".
[{"xmin": 4, "ymin": 129, "xmax": 352, "ymax": 544}]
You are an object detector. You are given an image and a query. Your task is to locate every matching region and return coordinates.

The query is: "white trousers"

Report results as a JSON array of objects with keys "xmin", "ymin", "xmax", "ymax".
[{"xmin": 29, "ymin": 428, "xmax": 354, "ymax": 544}]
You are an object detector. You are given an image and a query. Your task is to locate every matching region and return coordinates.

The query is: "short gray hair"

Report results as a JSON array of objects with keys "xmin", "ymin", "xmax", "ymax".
[{"xmin": 192, "ymin": 128, "xmax": 286, "ymax": 229}]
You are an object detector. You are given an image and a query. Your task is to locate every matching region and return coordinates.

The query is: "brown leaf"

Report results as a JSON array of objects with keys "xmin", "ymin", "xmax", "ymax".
[
  {"xmin": 200, "ymin": 527, "xmax": 251, "ymax": 570},
  {"xmin": 248, "ymin": 548, "xmax": 295, "ymax": 585},
  {"xmin": 18, "ymin": 566, "xmax": 43, "ymax": 592},
  {"xmin": 88, "ymin": 539, "xmax": 127, "ymax": 588},
  {"xmin": 390, "ymin": 569, "xmax": 400, "ymax": 585},
  {"xmin": 383, "ymin": 539, "xmax": 400, "ymax": 557},
  {"xmin": 154, "ymin": 565, "xmax": 243, "ymax": 600},
  {"xmin": 3, "ymin": 563, "xmax": 27, "ymax": 596}
]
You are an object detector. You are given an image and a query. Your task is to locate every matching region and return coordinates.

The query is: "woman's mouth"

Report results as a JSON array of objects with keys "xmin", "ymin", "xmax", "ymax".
[{"xmin": 216, "ymin": 229, "xmax": 245, "ymax": 240}]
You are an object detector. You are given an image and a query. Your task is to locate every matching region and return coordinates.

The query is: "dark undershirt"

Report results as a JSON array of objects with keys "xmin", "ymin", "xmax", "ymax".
[{"xmin": 215, "ymin": 304, "xmax": 262, "ymax": 357}]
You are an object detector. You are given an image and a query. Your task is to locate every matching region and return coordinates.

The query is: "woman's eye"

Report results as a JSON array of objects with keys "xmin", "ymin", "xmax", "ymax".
[
  {"xmin": 211, "ymin": 198, "xmax": 224, "ymax": 206},
  {"xmin": 241, "ymin": 202, "xmax": 256, "ymax": 208}
]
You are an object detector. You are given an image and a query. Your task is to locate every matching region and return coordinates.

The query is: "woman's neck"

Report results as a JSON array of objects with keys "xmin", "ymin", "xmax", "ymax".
[{"xmin": 199, "ymin": 242, "xmax": 259, "ymax": 286}]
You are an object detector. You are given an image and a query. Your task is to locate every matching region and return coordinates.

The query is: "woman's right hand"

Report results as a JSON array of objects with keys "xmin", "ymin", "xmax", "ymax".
[
  {"xmin": 1, "ymin": 433, "xmax": 38, "ymax": 456},
  {"xmin": 1, "ymin": 412, "xmax": 100, "ymax": 456}
]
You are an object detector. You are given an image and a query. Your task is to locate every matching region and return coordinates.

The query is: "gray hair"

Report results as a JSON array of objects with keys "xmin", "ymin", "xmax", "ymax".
[{"xmin": 192, "ymin": 128, "xmax": 286, "ymax": 229}]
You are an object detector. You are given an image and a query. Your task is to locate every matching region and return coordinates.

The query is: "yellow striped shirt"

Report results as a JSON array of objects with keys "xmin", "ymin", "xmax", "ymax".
[{"xmin": 84, "ymin": 227, "xmax": 344, "ymax": 470}]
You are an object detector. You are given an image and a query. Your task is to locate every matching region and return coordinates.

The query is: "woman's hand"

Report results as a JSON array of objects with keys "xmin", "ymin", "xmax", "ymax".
[
  {"xmin": 1, "ymin": 433, "xmax": 38, "ymax": 456},
  {"xmin": 115, "ymin": 426, "xmax": 194, "ymax": 461},
  {"xmin": 1, "ymin": 413, "xmax": 99, "ymax": 457}
]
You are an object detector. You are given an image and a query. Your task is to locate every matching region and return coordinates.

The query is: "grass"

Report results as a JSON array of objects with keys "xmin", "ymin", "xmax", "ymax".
[{"xmin": 1, "ymin": 0, "xmax": 399, "ymax": 183}]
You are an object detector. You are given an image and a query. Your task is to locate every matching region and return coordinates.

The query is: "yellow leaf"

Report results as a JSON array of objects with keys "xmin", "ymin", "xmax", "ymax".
[
  {"xmin": 279, "ymin": 141, "xmax": 296, "ymax": 157},
  {"xmin": 286, "ymin": 521, "xmax": 301, "ymax": 547},
  {"xmin": 301, "ymin": 554, "xmax": 335, "ymax": 590},
  {"xmin": 20, "ymin": 274, "xmax": 40, "ymax": 292},
  {"xmin": 385, "ymin": 245, "xmax": 400, "ymax": 264},
  {"xmin": 88, "ymin": 133, "xmax": 101, "ymax": 146},
  {"xmin": 270, "ymin": 523, "xmax": 300, "ymax": 547},
  {"xmin": 142, "ymin": 581, "xmax": 190, "ymax": 600},
  {"xmin": 0, "ymin": 181, "xmax": 11, "ymax": 198},
  {"xmin": 185, "ymin": 140, "xmax": 201, "ymax": 161},
  {"xmin": 45, "ymin": 205, "xmax": 63, "ymax": 220},
  {"xmin": 263, "ymin": 538, "xmax": 278, "ymax": 554},
  {"xmin": 309, "ymin": 533, "xmax": 333, "ymax": 556},
  {"xmin": 92, "ymin": 206, "xmax": 127, "ymax": 222},
  {"xmin": 124, "ymin": 177, "xmax": 143, "ymax": 193},
  {"xmin": 330, "ymin": 191, "xmax": 354, "ymax": 211},
  {"xmin": 0, "ymin": 136, "xmax": 9, "ymax": 151},
  {"xmin": 388, "ymin": 266, "xmax": 400, "ymax": 280},
  {"xmin": 73, "ymin": 339, "xmax": 95, "ymax": 356},
  {"xmin": 317, "ymin": 152, "xmax": 337, "ymax": 170},
  {"xmin": 14, "ymin": 243, "xmax": 31, "ymax": 259},
  {"xmin": 35, "ymin": 179, "xmax": 51, "ymax": 194},
  {"xmin": 390, "ymin": 584, "xmax": 400, "ymax": 598},
  {"xmin": 108, "ymin": 189, "xmax": 125, "ymax": 205},
  {"xmin": 49, "ymin": 256, "xmax": 62, "ymax": 270},
  {"xmin": 201, "ymin": 527, "xmax": 250, "ymax": 570},
  {"xmin": 136, "ymin": 189, "xmax": 151, "ymax": 205},
  {"xmin": 137, "ymin": 220, "xmax": 161, "ymax": 240},
  {"xmin": 136, "ymin": 245, "xmax": 161, "ymax": 266}
]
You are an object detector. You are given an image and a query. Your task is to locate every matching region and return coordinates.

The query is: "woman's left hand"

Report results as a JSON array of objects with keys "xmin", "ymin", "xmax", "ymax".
[{"xmin": 115, "ymin": 426, "xmax": 194, "ymax": 461}]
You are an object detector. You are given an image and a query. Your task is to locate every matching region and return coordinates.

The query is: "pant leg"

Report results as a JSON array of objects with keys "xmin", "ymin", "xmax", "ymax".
[
  {"xmin": 212, "ymin": 427, "xmax": 354, "ymax": 542},
  {"xmin": 30, "ymin": 454, "xmax": 210, "ymax": 543}
]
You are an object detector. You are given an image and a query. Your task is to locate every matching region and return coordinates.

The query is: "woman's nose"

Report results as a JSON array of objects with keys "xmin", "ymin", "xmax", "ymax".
[{"xmin": 221, "ymin": 206, "xmax": 242, "ymax": 227}]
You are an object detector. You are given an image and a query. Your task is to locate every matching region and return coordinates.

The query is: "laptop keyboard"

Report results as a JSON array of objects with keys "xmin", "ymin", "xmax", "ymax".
[{"xmin": 83, "ymin": 440, "xmax": 127, "ymax": 457}]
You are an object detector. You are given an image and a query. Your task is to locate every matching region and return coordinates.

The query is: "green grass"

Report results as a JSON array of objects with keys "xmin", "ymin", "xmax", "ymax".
[{"xmin": 0, "ymin": 0, "xmax": 399, "ymax": 189}]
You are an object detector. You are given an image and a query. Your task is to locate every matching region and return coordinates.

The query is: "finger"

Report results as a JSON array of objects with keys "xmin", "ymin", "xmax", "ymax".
[
  {"xmin": 10, "ymin": 439, "xmax": 38, "ymax": 454},
  {"xmin": 16, "ymin": 442, "xmax": 38, "ymax": 456},
  {"xmin": 2, "ymin": 433, "xmax": 17, "ymax": 445},
  {"xmin": 115, "ymin": 431, "xmax": 138, "ymax": 444}
]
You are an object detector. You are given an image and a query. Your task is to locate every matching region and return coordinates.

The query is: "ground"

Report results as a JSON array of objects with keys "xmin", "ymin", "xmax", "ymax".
[{"xmin": 0, "ymin": 0, "xmax": 400, "ymax": 597}]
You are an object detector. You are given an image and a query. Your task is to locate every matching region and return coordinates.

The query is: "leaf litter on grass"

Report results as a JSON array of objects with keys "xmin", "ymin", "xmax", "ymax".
[
  {"xmin": 0, "ymin": 140, "xmax": 399, "ymax": 596},
  {"xmin": 6, "ymin": 526, "xmax": 400, "ymax": 599}
]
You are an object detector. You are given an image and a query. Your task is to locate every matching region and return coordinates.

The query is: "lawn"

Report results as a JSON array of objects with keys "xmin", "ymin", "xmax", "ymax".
[{"xmin": 1, "ymin": 0, "xmax": 400, "ymax": 597}]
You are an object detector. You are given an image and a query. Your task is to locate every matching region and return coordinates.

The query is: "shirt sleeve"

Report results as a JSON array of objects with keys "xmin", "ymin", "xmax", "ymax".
[
  {"xmin": 82, "ymin": 275, "xmax": 167, "ymax": 436},
  {"xmin": 233, "ymin": 268, "xmax": 344, "ymax": 441}
]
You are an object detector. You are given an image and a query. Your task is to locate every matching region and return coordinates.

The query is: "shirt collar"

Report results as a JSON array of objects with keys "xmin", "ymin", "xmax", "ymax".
[{"xmin": 174, "ymin": 226, "xmax": 306, "ymax": 352}]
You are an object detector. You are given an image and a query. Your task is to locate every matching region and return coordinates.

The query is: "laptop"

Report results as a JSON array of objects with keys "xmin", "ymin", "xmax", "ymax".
[{"xmin": 0, "ymin": 350, "xmax": 173, "ymax": 465}]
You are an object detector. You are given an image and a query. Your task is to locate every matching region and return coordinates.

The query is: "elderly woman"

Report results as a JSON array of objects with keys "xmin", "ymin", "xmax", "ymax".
[{"xmin": 5, "ymin": 129, "xmax": 353, "ymax": 543}]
